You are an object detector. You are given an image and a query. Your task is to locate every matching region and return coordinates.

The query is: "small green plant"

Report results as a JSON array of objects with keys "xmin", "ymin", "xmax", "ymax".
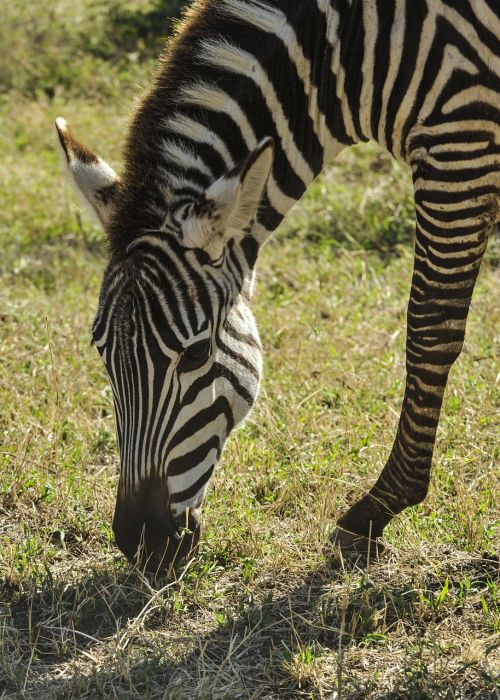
[
  {"xmin": 361, "ymin": 632, "xmax": 388, "ymax": 646},
  {"xmin": 419, "ymin": 577, "xmax": 450, "ymax": 616},
  {"xmin": 480, "ymin": 579, "xmax": 500, "ymax": 632}
]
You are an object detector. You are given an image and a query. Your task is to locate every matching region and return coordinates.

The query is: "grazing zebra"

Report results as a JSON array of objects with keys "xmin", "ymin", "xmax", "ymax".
[{"xmin": 56, "ymin": 0, "xmax": 499, "ymax": 572}]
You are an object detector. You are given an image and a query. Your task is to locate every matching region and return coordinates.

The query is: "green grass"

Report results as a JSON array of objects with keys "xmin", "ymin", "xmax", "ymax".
[
  {"xmin": 0, "ymin": 2, "xmax": 499, "ymax": 698},
  {"xmin": 0, "ymin": 0, "xmax": 185, "ymax": 98}
]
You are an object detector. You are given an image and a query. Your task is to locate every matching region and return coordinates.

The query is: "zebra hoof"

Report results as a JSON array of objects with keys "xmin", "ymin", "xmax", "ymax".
[{"xmin": 329, "ymin": 526, "xmax": 385, "ymax": 558}]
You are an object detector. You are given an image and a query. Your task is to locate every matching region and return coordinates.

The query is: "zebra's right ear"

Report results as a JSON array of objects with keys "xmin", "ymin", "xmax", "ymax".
[
  {"xmin": 55, "ymin": 117, "xmax": 120, "ymax": 229},
  {"xmin": 205, "ymin": 137, "xmax": 274, "ymax": 236}
]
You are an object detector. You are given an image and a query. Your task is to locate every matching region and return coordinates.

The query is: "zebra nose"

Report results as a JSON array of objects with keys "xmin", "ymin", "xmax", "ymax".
[{"xmin": 112, "ymin": 481, "xmax": 201, "ymax": 574}]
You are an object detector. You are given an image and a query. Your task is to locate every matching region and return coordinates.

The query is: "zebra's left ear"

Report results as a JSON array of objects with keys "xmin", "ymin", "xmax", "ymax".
[
  {"xmin": 199, "ymin": 137, "xmax": 274, "ymax": 260},
  {"xmin": 55, "ymin": 117, "xmax": 120, "ymax": 229}
]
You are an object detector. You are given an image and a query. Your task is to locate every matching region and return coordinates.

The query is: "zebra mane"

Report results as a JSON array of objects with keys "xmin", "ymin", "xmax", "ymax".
[{"xmin": 108, "ymin": 0, "xmax": 286, "ymax": 258}]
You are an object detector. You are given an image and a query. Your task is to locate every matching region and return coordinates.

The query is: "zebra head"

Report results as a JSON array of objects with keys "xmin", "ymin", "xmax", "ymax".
[{"xmin": 56, "ymin": 118, "xmax": 273, "ymax": 572}]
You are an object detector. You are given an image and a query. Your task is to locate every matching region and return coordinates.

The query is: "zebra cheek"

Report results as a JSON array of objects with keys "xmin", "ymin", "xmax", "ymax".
[{"xmin": 232, "ymin": 373, "xmax": 262, "ymax": 427}]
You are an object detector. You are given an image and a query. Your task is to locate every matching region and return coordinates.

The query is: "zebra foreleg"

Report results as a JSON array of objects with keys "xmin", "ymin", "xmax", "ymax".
[{"xmin": 334, "ymin": 162, "xmax": 496, "ymax": 552}]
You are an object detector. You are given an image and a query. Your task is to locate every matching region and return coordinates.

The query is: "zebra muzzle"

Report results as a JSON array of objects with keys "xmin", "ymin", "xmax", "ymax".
[{"xmin": 112, "ymin": 479, "xmax": 201, "ymax": 574}]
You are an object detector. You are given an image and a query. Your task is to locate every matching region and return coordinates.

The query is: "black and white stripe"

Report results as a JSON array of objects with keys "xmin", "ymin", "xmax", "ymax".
[
  {"xmin": 87, "ymin": 0, "xmax": 499, "ymax": 543},
  {"xmin": 93, "ymin": 230, "xmax": 263, "ymax": 516}
]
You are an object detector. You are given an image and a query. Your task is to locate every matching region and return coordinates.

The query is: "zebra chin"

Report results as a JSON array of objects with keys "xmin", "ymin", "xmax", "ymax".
[{"xmin": 112, "ymin": 478, "xmax": 201, "ymax": 574}]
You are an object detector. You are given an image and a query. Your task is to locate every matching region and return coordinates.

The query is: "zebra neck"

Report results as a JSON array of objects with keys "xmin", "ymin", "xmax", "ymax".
[{"xmin": 113, "ymin": 0, "xmax": 369, "ymax": 253}]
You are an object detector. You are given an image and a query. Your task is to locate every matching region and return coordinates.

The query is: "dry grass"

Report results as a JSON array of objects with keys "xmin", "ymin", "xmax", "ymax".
[{"xmin": 1, "ymin": 3, "xmax": 499, "ymax": 697}]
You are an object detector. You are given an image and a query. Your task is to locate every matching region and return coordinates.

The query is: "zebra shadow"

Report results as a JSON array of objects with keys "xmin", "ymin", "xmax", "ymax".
[{"xmin": 4, "ymin": 547, "xmax": 498, "ymax": 698}]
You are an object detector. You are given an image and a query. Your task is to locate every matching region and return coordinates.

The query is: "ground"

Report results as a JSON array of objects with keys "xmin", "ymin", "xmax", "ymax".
[{"xmin": 0, "ymin": 2, "xmax": 499, "ymax": 698}]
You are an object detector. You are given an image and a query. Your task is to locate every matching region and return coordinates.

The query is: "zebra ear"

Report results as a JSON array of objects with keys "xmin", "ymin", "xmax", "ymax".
[
  {"xmin": 201, "ymin": 137, "xmax": 274, "ymax": 258},
  {"xmin": 55, "ymin": 117, "xmax": 120, "ymax": 229}
]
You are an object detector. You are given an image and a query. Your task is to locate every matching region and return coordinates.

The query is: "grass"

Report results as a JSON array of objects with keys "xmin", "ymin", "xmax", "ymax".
[{"xmin": 0, "ymin": 2, "xmax": 499, "ymax": 698}]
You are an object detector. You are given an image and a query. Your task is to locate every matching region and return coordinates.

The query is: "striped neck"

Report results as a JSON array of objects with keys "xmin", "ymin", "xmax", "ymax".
[{"xmin": 109, "ymin": 0, "xmax": 367, "ymax": 255}]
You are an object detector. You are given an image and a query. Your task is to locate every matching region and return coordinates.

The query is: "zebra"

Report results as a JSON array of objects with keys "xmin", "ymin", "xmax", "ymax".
[{"xmin": 56, "ymin": 0, "xmax": 499, "ymax": 573}]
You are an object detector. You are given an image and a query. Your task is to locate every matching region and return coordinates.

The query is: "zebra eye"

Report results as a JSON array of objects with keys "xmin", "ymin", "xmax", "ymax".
[{"xmin": 179, "ymin": 339, "xmax": 211, "ymax": 371}]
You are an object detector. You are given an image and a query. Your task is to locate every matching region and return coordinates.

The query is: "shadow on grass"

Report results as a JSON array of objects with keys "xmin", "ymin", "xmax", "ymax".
[{"xmin": 2, "ymin": 548, "xmax": 498, "ymax": 699}]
